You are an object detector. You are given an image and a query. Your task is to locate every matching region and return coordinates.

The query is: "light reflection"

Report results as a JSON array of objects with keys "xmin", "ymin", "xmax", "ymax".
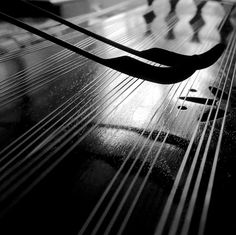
[
  {"xmin": 132, "ymin": 84, "xmax": 163, "ymax": 125},
  {"xmin": 93, "ymin": 0, "xmax": 228, "ymax": 147},
  {"xmin": 199, "ymin": 1, "xmax": 225, "ymax": 43}
]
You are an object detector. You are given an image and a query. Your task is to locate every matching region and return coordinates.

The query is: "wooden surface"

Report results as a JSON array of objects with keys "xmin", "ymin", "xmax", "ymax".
[{"xmin": 0, "ymin": 0, "xmax": 236, "ymax": 234}]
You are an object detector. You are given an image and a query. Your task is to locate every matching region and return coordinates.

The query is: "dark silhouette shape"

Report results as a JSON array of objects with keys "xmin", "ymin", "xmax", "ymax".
[
  {"xmin": 200, "ymin": 108, "xmax": 226, "ymax": 122},
  {"xmin": 1, "ymin": 0, "xmax": 60, "ymax": 18},
  {"xmin": 209, "ymin": 86, "xmax": 229, "ymax": 100},
  {"xmin": 179, "ymin": 86, "xmax": 230, "ymax": 122},
  {"xmin": 190, "ymin": 1, "xmax": 206, "ymax": 42},
  {"xmin": 13, "ymin": 0, "xmax": 226, "ymax": 71},
  {"xmin": 165, "ymin": 0, "xmax": 179, "ymax": 40},
  {"xmin": 143, "ymin": 10, "xmax": 156, "ymax": 24},
  {"xmin": 0, "ymin": 1, "xmax": 226, "ymax": 85},
  {"xmin": 138, "ymin": 43, "xmax": 225, "ymax": 68},
  {"xmin": 179, "ymin": 96, "xmax": 217, "ymax": 106},
  {"xmin": 0, "ymin": 11, "xmax": 226, "ymax": 85},
  {"xmin": 147, "ymin": 0, "xmax": 155, "ymax": 6}
]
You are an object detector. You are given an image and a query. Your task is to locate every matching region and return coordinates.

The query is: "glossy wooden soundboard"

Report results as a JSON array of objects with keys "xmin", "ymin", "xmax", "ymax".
[{"xmin": 0, "ymin": 0, "xmax": 236, "ymax": 235}]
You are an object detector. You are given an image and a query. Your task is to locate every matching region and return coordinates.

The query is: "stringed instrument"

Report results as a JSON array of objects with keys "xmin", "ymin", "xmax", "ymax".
[{"xmin": 0, "ymin": 0, "xmax": 235, "ymax": 235}]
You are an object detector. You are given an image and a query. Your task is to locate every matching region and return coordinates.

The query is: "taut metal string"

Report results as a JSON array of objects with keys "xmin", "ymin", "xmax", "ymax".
[
  {"xmin": 0, "ymin": 4, "xmax": 185, "ymax": 169},
  {"xmin": 77, "ymin": 18, "xmax": 226, "ymax": 235},
  {"xmin": 0, "ymin": 13, "xmax": 177, "ymax": 108},
  {"xmin": 78, "ymin": 6, "xmax": 231, "ymax": 232},
  {"xmin": 0, "ymin": 24, "xmax": 135, "ymax": 93},
  {"xmin": 0, "ymin": 74, "xmax": 136, "ymax": 186},
  {"xmin": 182, "ymin": 31, "xmax": 236, "ymax": 235},
  {"xmin": 0, "ymin": 5, "xmax": 225, "ymax": 85},
  {"xmin": 0, "ymin": 26, "xmax": 146, "ymax": 107},
  {"xmin": 0, "ymin": 78, "xmax": 144, "ymax": 214},
  {"xmin": 197, "ymin": 36, "xmax": 236, "ymax": 235},
  {"xmin": 0, "ymin": 19, "xmax": 203, "ymax": 214},
  {"xmin": 0, "ymin": 0, "xmax": 229, "ymax": 231},
  {"xmin": 167, "ymin": 31, "xmax": 236, "ymax": 235},
  {"xmin": 0, "ymin": 20, "xmax": 124, "ymax": 86},
  {"xmin": 0, "ymin": 16, "xmax": 180, "ymax": 109},
  {"xmin": 0, "ymin": 15, "xmax": 130, "ymax": 62},
  {"xmin": 154, "ymin": 31, "xmax": 235, "ymax": 235},
  {"xmin": 0, "ymin": 12, "xmax": 180, "ymax": 168},
  {"xmin": 17, "ymin": 0, "xmax": 199, "ymax": 66},
  {"xmin": 93, "ymin": 40, "xmax": 224, "ymax": 235}
]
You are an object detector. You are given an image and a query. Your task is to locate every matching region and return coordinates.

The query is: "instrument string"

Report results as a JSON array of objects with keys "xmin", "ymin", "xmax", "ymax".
[
  {"xmin": 100, "ymin": 39, "xmax": 223, "ymax": 235},
  {"xmin": 0, "ymin": 56, "xmax": 83, "ymax": 99},
  {"xmin": 0, "ymin": 13, "xmax": 134, "ymax": 63},
  {"xmin": 0, "ymin": 14, "xmax": 179, "ymax": 164},
  {"xmin": 0, "ymin": 29, "xmax": 86, "ymax": 61},
  {"xmin": 0, "ymin": 30, "xmax": 133, "ymax": 102},
  {"xmin": 0, "ymin": 5, "xmax": 182, "ymax": 161},
  {"xmin": 79, "ymin": 18, "xmax": 223, "ymax": 234},
  {"xmin": 0, "ymin": 20, "xmax": 199, "ymax": 210},
  {"xmin": 0, "ymin": 0, "xmax": 183, "ymax": 100},
  {"xmin": 0, "ymin": 2, "xmax": 179, "ymax": 176},
  {"xmin": 78, "ymin": 43, "xmax": 199, "ymax": 235},
  {"xmin": 154, "ymin": 30, "xmax": 234, "ymax": 235},
  {"xmin": 99, "ymin": 68, "xmax": 201, "ymax": 235},
  {"xmin": 0, "ymin": 34, "xmax": 98, "ymax": 86},
  {"xmin": 0, "ymin": 0, "xmax": 225, "ymax": 228},
  {"xmin": 90, "ymin": 76, "xmax": 191, "ymax": 234},
  {"xmin": 79, "ymin": 5, "xmax": 232, "ymax": 231},
  {"xmin": 0, "ymin": 0, "xmax": 139, "ymax": 58},
  {"xmin": 0, "ymin": 16, "xmax": 178, "ymax": 107},
  {"xmin": 0, "ymin": 74, "xmax": 136, "ymax": 185},
  {"xmin": 181, "ymin": 30, "xmax": 236, "ymax": 235},
  {"xmin": 26, "ymin": 15, "xmax": 200, "ymax": 158},
  {"xmin": 0, "ymin": 22, "xmax": 134, "ymax": 90},
  {"xmin": 115, "ymin": 45, "xmax": 228, "ymax": 235},
  {"xmin": 22, "ymin": 25, "xmax": 201, "ymax": 182},
  {"xmin": 0, "ymin": 78, "xmax": 144, "ymax": 214},
  {"xmin": 0, "ymin": 2, "xmax": 230, "ymax": 235},
  {"xmin": 85, "ymin": 6, "xmax": 232, "ymax": 232},
  {"xmin": 20, "ymin": 0, "xmax": 183, "ymax": 65},
  {"xmin": 167, "ymin": 31, "xmax": 236, "ymax": 235},
  {"xmin": 78, "ymin": 72, "xmax": 194, "ymax": 235},
  {"xmin": 0, "ymin": 12, "xmax": 183, "ymax": 83},
  {"xmin": 0, "ymin": 69, "xmax": 117, "ymax": 168},
  {"xmin": 0, "ymin": 22, "xmax": 162, "ymax": 107},
  {"xmin": 0, "ymin": 9, "xmax": 149, "ymax": 76},
  {"xmin": 77, "ymin": 80, "xmax": 178, "ymax": 235},
  {"xmin": 0, "ymin": 69, "xmax": 118, "ymax": 166},
  {"xmin": 197, "ymin": 54, "xmax": 236, "ymax": 235}
]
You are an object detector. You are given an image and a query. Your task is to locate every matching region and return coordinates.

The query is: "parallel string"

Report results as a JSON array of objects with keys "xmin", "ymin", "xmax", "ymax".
[
  {"xmin": 0, "ymin": 0, "xmax": 182, "ymax": 165},
  {"xmin": 154, "ymin": 26, "xmax": 234, "ymax": 235},
  {"xmin": 0, "ymin": 0, "xmax": 140, "ymax": 60},
  {"xmin": 0, "ymin": 3, "xmax": 229, "ymax": 235},
  {"xmin": 0, "ymin": 13, "xmax": 179, "ymax": 166},
  {"xmin": 167, "ymin": 31, "xmax": 236, "ymax": 235},
  {"xmin": 0, "ymin": 15, "xmax": 178, "ymax": 108},
  {"xmin": 0, "ymin": 27, "xmax": 142, "ymax": 106},
  {"xmin": 197, "ymin": 32, "xmax": 236, "ymax": 235},
  {"xmin": 0, "ymin": 20, "xmax": 147, "ymax": 92},
  {"xmin": 77, "ymin": 14, "xmax": 226, "ymax": 235},
  {"xmin": 82, "ymin": 6, "xmax": 232, "ymax": 233},
  {"xmin": 0, "ymin": 78, "xmax": 144, "ymax": 214},
  {"xmin": 0, "ymin": 16, "xmax": 199, "ymax": 215},
  {"xmin": 94, "ymin": 39, "xmax": 225, "ymax": 235},
  {"xmin": 182, "ymin": 30, "xmax": 236, "ymax": 235}
]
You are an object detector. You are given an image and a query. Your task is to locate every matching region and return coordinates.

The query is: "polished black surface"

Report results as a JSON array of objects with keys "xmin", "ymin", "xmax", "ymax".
[{"xmin": 0, "ymin": 0, "xmax": 236, "ymax": 235}]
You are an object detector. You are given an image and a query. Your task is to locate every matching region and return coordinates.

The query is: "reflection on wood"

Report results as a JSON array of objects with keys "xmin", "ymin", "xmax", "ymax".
[{"xmin": 0, "ymin": 1, "xmax": 236, "ymax": 235}]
